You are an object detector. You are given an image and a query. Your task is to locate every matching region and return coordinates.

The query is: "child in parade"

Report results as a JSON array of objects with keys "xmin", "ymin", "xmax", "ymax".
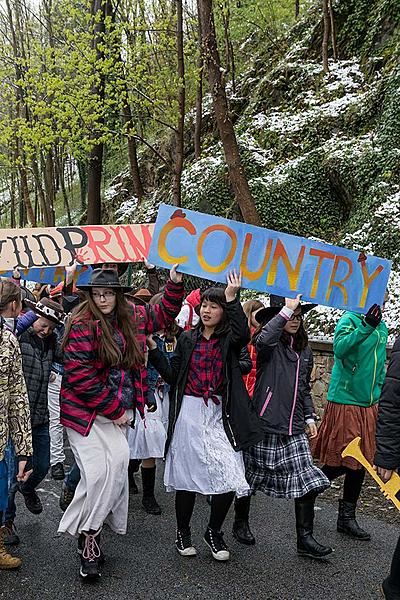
[
  {"xmin": 374, "ymin": 335, "xmax": 400, "ymax": 600},
  {"xmin": 0, "ymin": 280, "xmax": 33, "ymax": 569},
  {"xmin": 58, "ymin": 266, "xmax": 183, "ymax": 581},
  {"xmin": 244, "ymin": 295, "xmax": 332, "ymax": 559},
  {"xmin": 313, "ymin": 302, "xmax": 388, "ymax": 540},
  {"xmin": 147, "ymin": 271, "xmax": 263, "ymax": 562}
]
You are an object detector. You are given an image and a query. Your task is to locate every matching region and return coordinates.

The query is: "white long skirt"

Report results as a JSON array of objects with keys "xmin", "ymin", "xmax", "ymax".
[
  {"xmin": 164, "ymin": 394, "xmax": 250, "ymax": 497},
  {"xmin": 58, "ymin": 413, "xmax": 130, "ymax": 537},
  {"xmin": 127, "ymin": 387, "xmax": 169, "ymax": 460}
]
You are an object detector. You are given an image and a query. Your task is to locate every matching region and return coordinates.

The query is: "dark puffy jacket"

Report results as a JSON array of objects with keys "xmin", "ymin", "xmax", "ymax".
[
  {"xmin": 19, "ymin": 328, "xmax": 57, "ymax": 427},
  {"xmin": 148, "ymin": 299, "xmax": 264, "ymax": 452},
  {"xmin": 375, "ymin": 336, "xmax": 400, "ymax": 470},
  {"xmin": 253, "ymin": 309, "xmax": 314, "ymax": 436}
]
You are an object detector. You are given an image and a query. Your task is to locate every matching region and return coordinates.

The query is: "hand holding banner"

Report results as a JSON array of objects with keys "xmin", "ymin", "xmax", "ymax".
[{"xmin": 148, "ymin": 204, "xmax": 391, "ymax": 313}]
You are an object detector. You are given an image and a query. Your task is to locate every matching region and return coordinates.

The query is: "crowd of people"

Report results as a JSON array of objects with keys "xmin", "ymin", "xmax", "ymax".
[{"xmin": 0, "ymin": 261, "xmax": 399, "ymax": 598}]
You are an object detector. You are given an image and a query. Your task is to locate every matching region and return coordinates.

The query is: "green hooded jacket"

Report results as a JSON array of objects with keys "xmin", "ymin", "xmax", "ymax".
[{"xmin": 327, "ymin": 312, "xmax": 388, "ymax": 407}]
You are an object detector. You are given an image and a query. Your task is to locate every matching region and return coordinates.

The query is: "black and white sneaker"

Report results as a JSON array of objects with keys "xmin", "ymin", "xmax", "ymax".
[
  {"xmin": 175, "ymin": 529, "xmax": 197, "ymax": 557},
  {"xmin": 204, "ymin": 528, "xmax": 230, "ymax": 561},
  {"xmin": 79, "ymin": 530, "xmax": 102, "ymax": 581}
]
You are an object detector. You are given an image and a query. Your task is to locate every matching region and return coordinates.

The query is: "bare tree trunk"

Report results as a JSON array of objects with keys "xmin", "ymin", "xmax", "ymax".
[
  {"xmin": 328, "ymin": 0, "xmax": 338, "ymax": 60},
  {"xmin": 322, "ymin": 0, "xmax": 330, "ymax": 73},
  {"xmin": 221, "ymin": 0, "xmax": 235, "ymax": 94},
  {"xmin": 87, "ymin": 0, "xmax": 109, "ymax": 224},
  {"xmin": 123, "ymin": 104, "xmax": 145, "ymax": 202},
  {"xmin": 9, "ymin": 167, "xmax": 17, "ymax": 228},
  {"xmin": 55, "ymin": 155, "xmax": 72, "ymax": 225},
  {"xmin": 295, "ymin": 0, "xmax": 300, "ymax": 18},
  {"xmin": 194, "ymin": 0, "xmax": 203, "ymax": 159},
  {"xmin": 19, "ymin": 160, "xmax": 35, "ymax": 226},
  {"xmin": 198, "ymin": 0, "xmax": 261, "ymax": 225},
  {"xmin": 172, "ymin": 0, "xmax": 185, "ymax": 206},
  {"xmin": 32, "ymin": 157, "xmax": 51, "ymax": 225},
  {"xmin": 44, "ymin": 150, "xmax": 56, "ymax": 225}
]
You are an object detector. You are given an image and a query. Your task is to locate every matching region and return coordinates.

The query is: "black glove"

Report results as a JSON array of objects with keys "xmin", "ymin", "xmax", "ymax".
[{"xmin": 364, "ymin": 304, "xmax": 382, "ymax": 328}]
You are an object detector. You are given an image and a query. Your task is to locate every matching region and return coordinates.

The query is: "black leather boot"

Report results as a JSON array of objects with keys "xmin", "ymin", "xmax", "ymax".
[
  {"xmin": 382, "ymin": 577, "xmax": 400, "ymax": 600},
  {"xmin": 337, "ymin": 499, "xmax": 371, "ymax": 541},
  {"xmin": 141, "ymin": 466, "xmax": 161, "ymax": 515},
  {"xmin": 295, "ymin": 496, "xmax": 333, "ymax": 559},
  {"xmin": 232, "ymin": 496, "xmax": 255, "ymax": 545}
]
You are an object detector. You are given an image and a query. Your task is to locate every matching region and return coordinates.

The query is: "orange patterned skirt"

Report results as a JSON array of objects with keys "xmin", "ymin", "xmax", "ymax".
[{"xmin": 312, "ymin": 401, "xmax": 378, "ymax": 470}]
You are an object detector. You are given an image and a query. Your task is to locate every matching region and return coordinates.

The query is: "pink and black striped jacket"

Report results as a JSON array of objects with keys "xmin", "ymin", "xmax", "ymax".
[{"xmin": 60, "ymin": 279, "xmax": 184, "ymax": 436}]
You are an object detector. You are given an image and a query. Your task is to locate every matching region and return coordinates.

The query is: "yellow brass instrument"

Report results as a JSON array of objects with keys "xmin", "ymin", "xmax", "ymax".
[{"xmin": 341, "ymin": 437, "xmax": 400, "ymax": 512}]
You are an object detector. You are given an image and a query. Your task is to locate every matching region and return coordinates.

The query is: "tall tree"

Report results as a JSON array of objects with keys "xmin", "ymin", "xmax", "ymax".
[
  {"xmin": 172, "ymin": 0, "xmax": 185, "ymax": 206},
  {"xmin": 322, "ymin": 0, "xmax": 330, "ymax": 72},
  {"xmin": 198, "ymin": 0, "xmax": 261, "ymax": 225}
]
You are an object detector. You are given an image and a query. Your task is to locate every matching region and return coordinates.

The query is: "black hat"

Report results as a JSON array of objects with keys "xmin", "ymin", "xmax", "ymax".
[
  {"xmin": 254, "ymin": 295, "xmax": 317, "ymax": 324},
  {"xmin": 77, "ymin": 268, "xmax": 133, "ymax": 293},
  {"xmin": 24, "ymin": 297, "xmax": 66, "ymax": 325}
]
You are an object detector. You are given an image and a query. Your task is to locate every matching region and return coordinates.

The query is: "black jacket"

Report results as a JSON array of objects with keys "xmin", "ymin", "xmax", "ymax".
[
  {"xmin": 19, "ymin": 328, "xmax": 58, "ymax": 428},
  {"xmin": 375, "ymin": 336, "xmax": 400, "ymax": 470},
  {"xmin": 148, "ymin": 298, "xmax": 264, "ymax": 452},
  {"xmin": 252, "ymin": 311, "xmax": 314, "ymax": 436}
]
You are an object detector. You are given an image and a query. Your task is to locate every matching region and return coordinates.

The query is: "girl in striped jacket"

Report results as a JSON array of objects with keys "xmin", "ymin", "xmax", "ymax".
[{"xmin": 58, "ymin": 266, "xmax": 183, "ymax": 581}]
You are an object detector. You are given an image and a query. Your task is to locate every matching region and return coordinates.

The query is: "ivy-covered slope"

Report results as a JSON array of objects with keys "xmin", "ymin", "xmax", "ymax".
[{"xmin": 107, "ymin": 0, "xmax": 400, "ymax": 334}]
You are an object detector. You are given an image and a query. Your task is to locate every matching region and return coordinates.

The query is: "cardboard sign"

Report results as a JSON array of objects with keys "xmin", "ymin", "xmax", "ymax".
[
  {"xmin": 148, "ymin": 204, "xmax": 391, "ymax": 313},
  {"xmin": 0, "ymin": 223, "xmax": 154, "ymax": 270},
  {"xmin": 0, "ymin": 265, "xmax": 93, "ymax": 286}
]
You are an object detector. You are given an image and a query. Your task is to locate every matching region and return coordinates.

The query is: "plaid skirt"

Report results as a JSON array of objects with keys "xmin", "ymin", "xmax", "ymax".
[{"xmin": 244, "ymin": 433, "xmax": 330, "ymax": 499}]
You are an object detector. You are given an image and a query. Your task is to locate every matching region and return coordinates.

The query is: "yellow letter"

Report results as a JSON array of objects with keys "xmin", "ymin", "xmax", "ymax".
[
  {"xmin": 158, "ymin": 217, "xmax": 196, "ymax": 264},
  {"xmin": 197, "ymin": 225, "xmax": 237, "ymax": 273},
  {"xmin": 325, "ymin": 255, "xmax": 353, "ymax": 305},
  {"xmin": 309, "ymin": 248, "xmax": 335, "ymax": 298},
  {"xmin": 266, "ymin": 239, "xmax": 305, "ymax": 291},
  {"xmin": 359, "ymin": 261, "xmax": 384, "ymax": 309},
  {"xmin": 240, "ymin": 234, "xmax": 273, "ymax": 281}
]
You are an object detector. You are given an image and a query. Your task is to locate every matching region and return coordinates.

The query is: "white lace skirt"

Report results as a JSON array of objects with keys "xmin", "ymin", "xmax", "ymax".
[
  {"xmin": 127, "ymin": 391, "xmax": 168, "ymax": 460},
  {"xmin": 164, "ymin": 394, "xmax": 249, "ymax": 496}
]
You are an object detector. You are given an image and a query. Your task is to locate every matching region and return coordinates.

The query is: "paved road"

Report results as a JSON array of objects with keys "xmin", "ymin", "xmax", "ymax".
[{"xmin": 1, "ymin": 461, "xmax": 397, "ymax": 600}]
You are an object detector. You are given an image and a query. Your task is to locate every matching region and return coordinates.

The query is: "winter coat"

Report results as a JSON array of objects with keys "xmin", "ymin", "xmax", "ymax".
[
  {"xmin": 148, "ymin": 298, "xmax": 264, "ymax": 452},
  {"xmin": 19, "ymin": 327, "xmax": 58, "ymax": 428},
  {"xmin": 375, "ymin": 336, "xmax": 400, "ymax": 470},
  {"xmin": 60, "ymin": 279, "xmax": 184, "ymax": 436},
  {"xmin": 0, "ymin": 325, "xmax": 32, "ymax": 461},
  {"xmin": 252, "ymin": 308, "xmax": 315, "ymax": 436},
  {"xmin": 327, "ymin": 312, "xmax": 388, "ymax": 408}
]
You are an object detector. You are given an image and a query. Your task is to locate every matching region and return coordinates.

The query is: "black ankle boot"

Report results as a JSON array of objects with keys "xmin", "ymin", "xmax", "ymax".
[
  {"xmin": 337, "ymin": 499, "xmax": 371, "ymax": 541},
  {"xmin": 295, "ymin": 497, "xmax": 333, "ymax": 559},
  {"xmin": 382, "ymin": 577, "xmax": 400, "ymax": 599},
  {"xmin": 141, "ymin": 466, "xmax": 161, "ymax": 515},
  {"xmin": 232, "ymin": 496, "xmax": 255, "ymax": 545}
]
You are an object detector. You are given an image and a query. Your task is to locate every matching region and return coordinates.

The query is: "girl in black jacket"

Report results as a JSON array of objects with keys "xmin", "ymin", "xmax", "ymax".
[
  {"xmin": 147, "ymin": 271, "xmax": 263, "ymax": 562},
  {"xmin": 244, "ymin": 294, "xmax": 332, "ymax": 559},
  {"xmin": 375, "ymin": 336, "xmax": 400, "ymax": 600}
]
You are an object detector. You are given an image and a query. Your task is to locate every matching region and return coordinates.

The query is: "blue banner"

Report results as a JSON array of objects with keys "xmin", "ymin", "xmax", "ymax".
[
  {"xmin": 0, "ymin": 265, "xmax": 93, "ymax": 286},
  {"xmin": 148, "ymin": 204, "xmax": 391, "ymax": 313}
]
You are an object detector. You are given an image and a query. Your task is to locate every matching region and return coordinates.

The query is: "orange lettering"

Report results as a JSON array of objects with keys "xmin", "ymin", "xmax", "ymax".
[
  {"xmin": 359, "ymin": 261, "xmax": 384, "ymax": 309},
  {"xmin": 85, "ymin": 226, "xmax": 118, "ymax": 263},
  {"xmin": 309, "ymin": 248, "xmax": 335, "ymax": 298},
  {"xmin": 158, "ymin": 217, "xmax": 196, "ymax": 264},
  {"xmin": 198, "ymin": 225, "xmax": 237, "ymax": 273},
  {"xmin": 240, "ymin": 235, "xmax": 273, "ymax": 281},
  {"xmin": 325, "ymin": 255, "xmax": 353, "ymax": 305},
  {"xmin": 266, "ymin": 239, "xmax": 305, "ymax": 291}
]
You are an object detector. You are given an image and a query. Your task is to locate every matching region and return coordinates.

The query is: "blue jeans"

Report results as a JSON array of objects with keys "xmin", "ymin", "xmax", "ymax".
[
  {"xmin": 6, "ymin": 423, "xmax": 50, "ymax": 522},
  {"xmin": 65, "ymin": 461, "xmax": 80, "ymax": 491}
]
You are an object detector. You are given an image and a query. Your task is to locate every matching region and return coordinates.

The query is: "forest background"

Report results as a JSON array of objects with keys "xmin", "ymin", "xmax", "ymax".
[{"xmin": 0, "ymin": 0, "xmax": 398, "ymax": 332}]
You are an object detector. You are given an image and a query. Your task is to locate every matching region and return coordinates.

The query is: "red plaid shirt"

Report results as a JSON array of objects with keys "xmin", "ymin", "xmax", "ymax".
[{"xmin": 184, "ymin": 334, "xmax": 223, "ymax": 405}]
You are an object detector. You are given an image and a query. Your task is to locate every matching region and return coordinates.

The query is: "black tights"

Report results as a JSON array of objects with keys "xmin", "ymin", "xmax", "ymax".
[
  {"xmin": 322, "ymin": 465, "xmax": 366, "ymax": 504},
  {"xmin": 175, "ymin": 490, "xmax": 235, "ymax": 532}
]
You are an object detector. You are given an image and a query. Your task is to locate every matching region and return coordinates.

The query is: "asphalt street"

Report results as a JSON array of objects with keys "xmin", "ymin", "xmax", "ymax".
[{"xmin": 0, "ymin": 461, "xmax": 397, "ymax": 600}]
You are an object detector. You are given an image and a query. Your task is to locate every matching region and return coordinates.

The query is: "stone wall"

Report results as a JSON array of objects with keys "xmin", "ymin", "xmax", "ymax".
[{"xmin": 309, "ymin": 340, "xmax": 334, "ymax": 418}]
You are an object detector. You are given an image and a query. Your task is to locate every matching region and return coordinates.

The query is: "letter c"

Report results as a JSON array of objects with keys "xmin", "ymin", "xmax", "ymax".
[{"xmin": 158, "ymin": 217, "xmax": 196, "ymax": 264}]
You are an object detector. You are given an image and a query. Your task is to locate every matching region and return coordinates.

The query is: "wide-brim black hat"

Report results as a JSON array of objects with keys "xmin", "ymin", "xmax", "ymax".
[
  {"xmin": 255, "ymin": 295, "xmax": 317, "ymax": 324},
  {"xmin": 77, "ymin": 268, "xmax": 133, "ymax": 293}
]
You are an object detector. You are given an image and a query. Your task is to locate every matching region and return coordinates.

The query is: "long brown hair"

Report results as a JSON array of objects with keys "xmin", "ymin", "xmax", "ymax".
[
  {"xmin": 242, "ymin": 299, "xmax": 264, "ymax": 329},
  {"xmin": 0, "ymin": 280, "xmax": 22, "ymax": 314},
  {"xmin": 63, "ymin": 291, "xmax": 144, "ymax": 369}
]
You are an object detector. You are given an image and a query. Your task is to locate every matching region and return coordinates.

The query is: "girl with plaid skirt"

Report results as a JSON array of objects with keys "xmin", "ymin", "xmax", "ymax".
[
  {"xmin": 147, "ymin": 271, "xmax": 263, "ymax": 562},
  {"xmin": 244, "ymin": 294, "xmax": 332, "ymax": 559}
]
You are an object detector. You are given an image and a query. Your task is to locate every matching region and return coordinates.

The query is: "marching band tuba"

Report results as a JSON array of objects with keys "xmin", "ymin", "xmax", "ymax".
[{"xmin": 342, "ymin": 437, "xmax": 400, "ymax": 512}]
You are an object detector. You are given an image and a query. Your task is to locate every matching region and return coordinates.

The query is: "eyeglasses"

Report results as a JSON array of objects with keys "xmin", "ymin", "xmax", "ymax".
[
  {"xmin": 289, "ymin": 314, "xmax": 303, "ymax": 322},
  {"xmin": 92, "ymin": 291, "xmax": 116, "ymax": 300}
]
